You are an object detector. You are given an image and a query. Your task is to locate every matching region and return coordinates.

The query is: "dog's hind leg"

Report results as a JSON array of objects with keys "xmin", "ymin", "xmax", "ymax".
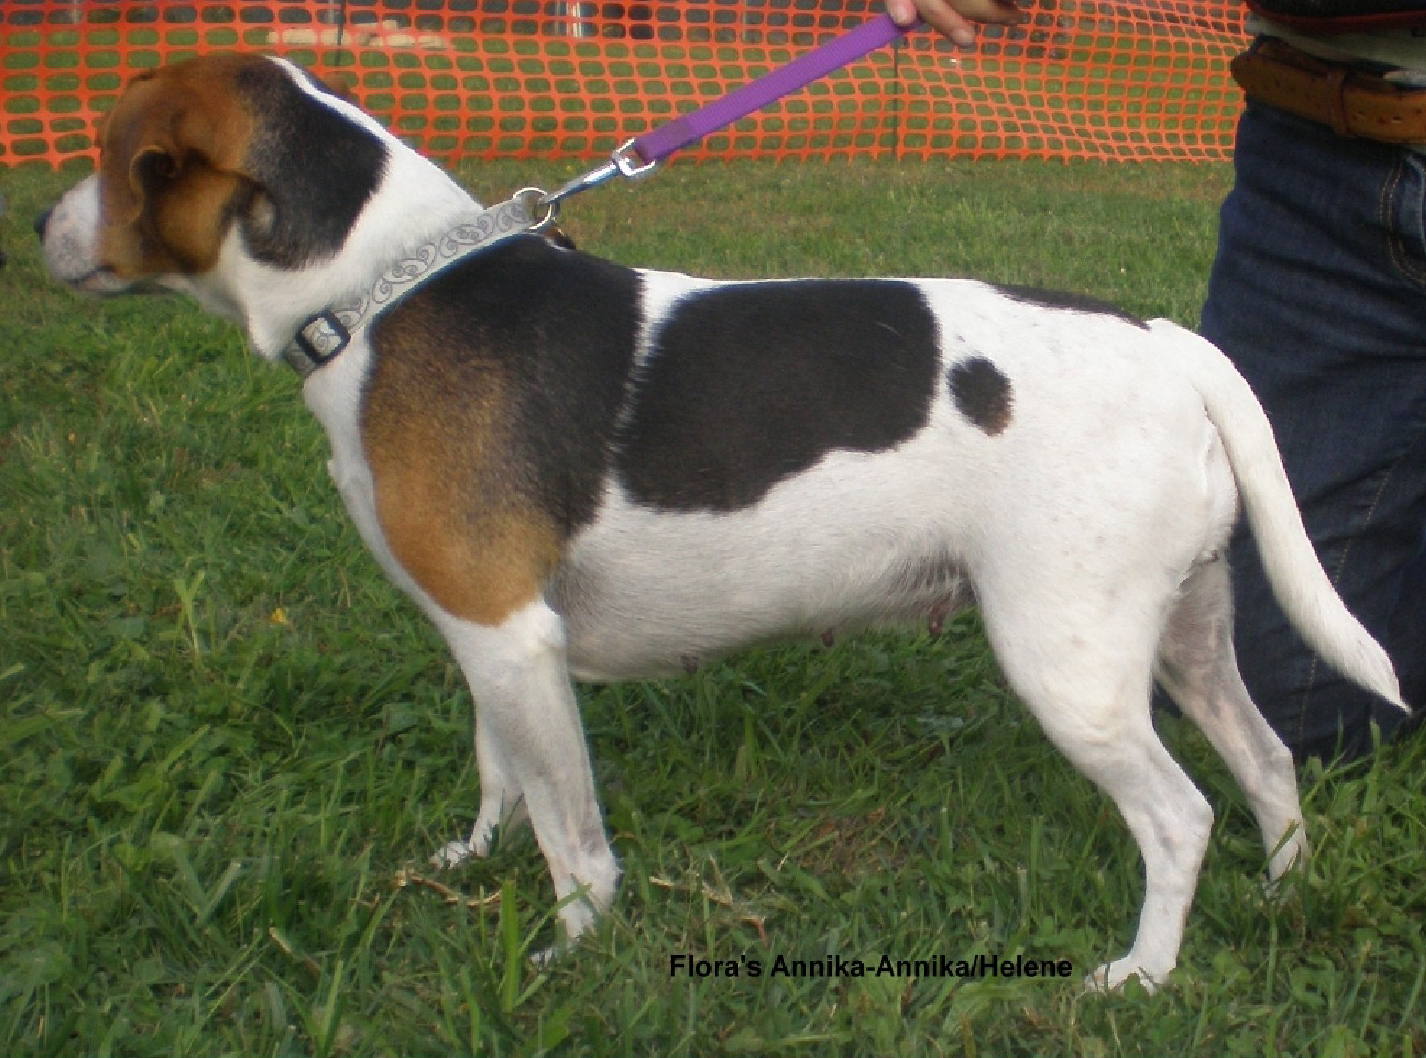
[
  {"xmin": 1155, "ymin": 556, "xmax": 1306, "ymax": 882},
  {"xmin": 977, "ymin": 583, "xmax": 1213, "ymax": 992},
  {"xmin": 433, "ymin": 600, "xmax": 619, "ymax": 945}
]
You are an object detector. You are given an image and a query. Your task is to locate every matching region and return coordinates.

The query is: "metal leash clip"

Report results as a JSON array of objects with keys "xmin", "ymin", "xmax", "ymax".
[{"xmin": 529, "ymin": 139, "xmax": 658, "ymax": 229}]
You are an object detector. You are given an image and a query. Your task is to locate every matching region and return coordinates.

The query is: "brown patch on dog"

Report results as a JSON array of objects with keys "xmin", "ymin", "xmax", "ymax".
[
  {"xmin": 361, "ymin": 308, "xmax": 563, "ymax": 627},
  {"xmin": 96, "ymin": 54, "xmax": 266, "ymax": 277}
]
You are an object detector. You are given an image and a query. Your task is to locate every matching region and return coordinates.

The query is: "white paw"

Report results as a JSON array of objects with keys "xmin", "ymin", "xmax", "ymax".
[
  {"xmin": 431, "ymin": 813, "xmax": 516, "ymax": 868},
  {"xmin": 1083, "ymin": 959, "xmax": 1163, "ymax": 995},
  {"xmin": 1265, "ymin": 824, "xmax": 1309, "ymax": 885},
  {"xmin": 1260, "ymin": 868, "xmax": 1302, "ymax": 904},
  {"xmin": 430, "ymin": 838, "xmax": 475, "ymax": 870}
]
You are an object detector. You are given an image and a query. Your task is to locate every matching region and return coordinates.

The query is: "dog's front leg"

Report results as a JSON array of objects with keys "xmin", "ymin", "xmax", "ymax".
[
  {"xmin": 434, "ymin": 600, "xmax": 619, "ymax": 945},
  {"xmin": 432, "ymin": 712, "xmax": 532, "ymax": 866},
  {"xmin": 470, "ymin": 712, "xmax": 534, "ymax": 856}
]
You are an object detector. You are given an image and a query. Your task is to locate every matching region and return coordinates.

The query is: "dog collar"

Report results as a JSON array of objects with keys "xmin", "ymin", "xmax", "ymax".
[{"xmin": 281, "ymin": 193, "xmax": 538, "ymax": 379}]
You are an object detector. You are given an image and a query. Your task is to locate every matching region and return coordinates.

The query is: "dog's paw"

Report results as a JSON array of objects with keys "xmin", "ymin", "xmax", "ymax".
[
  {"xmin": 1083, "ymin": 959, "xmax": 1164, "ymax": 995},
  {"xmin": 1259, "ymin": 866, "xmax": 1305, "ymax": 905},
  {"xmin": 1264, "ymin": 822, "xmax": 1309, "ymax": 886},
  {"xmin": 430, "ymin": 838, "xmax": 476, "ymax": 870}
]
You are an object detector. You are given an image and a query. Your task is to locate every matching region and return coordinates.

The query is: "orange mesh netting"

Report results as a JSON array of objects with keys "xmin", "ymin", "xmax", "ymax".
[{"xmin": 2, "ymin": 1, "xmax": 1246, "ymax": 168}]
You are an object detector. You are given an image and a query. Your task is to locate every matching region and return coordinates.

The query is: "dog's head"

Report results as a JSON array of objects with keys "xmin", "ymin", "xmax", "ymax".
[
  {"xmin": 39, "ymin": 53, "xmax": 388, "ymax": 303},
  {"xmin": 40, "ymin": 52, "xmax": 577, "ymax": 327}
]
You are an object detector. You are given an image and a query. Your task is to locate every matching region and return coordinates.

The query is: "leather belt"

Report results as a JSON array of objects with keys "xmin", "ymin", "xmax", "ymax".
[{"xmin": 1231, "ymin": 39, "xmax": 1426, "ymax": 144}]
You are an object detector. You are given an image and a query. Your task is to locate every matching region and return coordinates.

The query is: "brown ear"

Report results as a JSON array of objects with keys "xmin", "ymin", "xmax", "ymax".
[
  {"xmin": 97, "ymin": 58, "xmax": 258, "ymax": 275},
  {"xmin": 95, "ymin": 53, "xmax": 383, "ymax": 275},
  {"xmin": 105, "ymin": 65, "xmax": 254, "ymax": 203}
]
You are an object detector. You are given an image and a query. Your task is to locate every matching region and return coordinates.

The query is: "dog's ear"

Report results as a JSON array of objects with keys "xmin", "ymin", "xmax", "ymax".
[
  {"xmin": 102, "ymin": 63, "xmax": 253, "ymax": 215},
  {"xmin": 94, "ymin": 54, "xmax": 386, "ymax": 275},
  {"xmin": 97, "ymin": 59, "xmax": 258, "ymax": 274}
]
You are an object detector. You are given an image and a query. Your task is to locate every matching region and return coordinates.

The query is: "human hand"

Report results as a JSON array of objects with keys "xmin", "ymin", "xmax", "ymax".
[{"xmin": 884, "ymin": 0, "xmax": 1025, "ymax": 47}]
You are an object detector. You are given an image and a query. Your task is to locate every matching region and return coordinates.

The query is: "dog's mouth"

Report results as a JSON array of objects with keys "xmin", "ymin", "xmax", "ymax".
[
  {"xmin": 38, "ymin": 224, "xmax": 133, "ymax": 295},
  {"xmin": 43, "ymin": 239, "xmax": 151, "ymax": 296},
  {"xmin": 66, "ymin": 264, "xmax": 142, "ymax": 295},
  {"xmin": 37, "ymin": 177, "xmax": 150, "ymax": 296}
]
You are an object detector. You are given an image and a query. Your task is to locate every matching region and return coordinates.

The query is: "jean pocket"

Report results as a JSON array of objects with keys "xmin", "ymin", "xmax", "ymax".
[{"xmin": 1384, "ymin": 152, "xmax": 1426, "ymax": 289}]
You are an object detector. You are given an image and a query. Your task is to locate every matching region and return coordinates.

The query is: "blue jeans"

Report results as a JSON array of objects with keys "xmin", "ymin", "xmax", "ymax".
[{"xmin": 1201, "ymin": 98, "xmax": 1426, "ymax": 760}]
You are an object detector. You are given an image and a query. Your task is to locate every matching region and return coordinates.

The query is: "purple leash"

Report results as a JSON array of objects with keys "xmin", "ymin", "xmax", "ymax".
[{"xmin": 535, "ymin": 14, "xmax": 922, "ymax": 217}]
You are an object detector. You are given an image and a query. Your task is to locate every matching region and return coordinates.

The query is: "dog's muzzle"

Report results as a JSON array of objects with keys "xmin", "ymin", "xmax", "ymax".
[{"xmin": 38, "ymin": 176, "xmax": 134, "ymax": 295}]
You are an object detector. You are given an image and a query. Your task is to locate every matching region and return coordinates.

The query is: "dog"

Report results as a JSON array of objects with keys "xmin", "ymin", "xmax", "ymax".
[{"xmin": 39, "ymin": 53, "xmax": 1406, "ymax": 991}]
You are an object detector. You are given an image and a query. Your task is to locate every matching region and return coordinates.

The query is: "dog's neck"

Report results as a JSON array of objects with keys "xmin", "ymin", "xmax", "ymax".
[
  {"xmin": 280, "ymin": 194, "xmax": 541, "ymax": 378},
  {"xmin": 191, "ymin": 132, "xmax": 485, "ymax": 365}
]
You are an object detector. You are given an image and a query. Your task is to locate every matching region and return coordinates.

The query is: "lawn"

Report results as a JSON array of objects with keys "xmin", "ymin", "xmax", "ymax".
[{"xmin": 2, "ymin": 156, "xmax": 1424, "ymax": 1056}]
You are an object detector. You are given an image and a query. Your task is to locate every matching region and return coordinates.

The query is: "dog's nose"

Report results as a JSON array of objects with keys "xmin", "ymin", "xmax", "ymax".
[{"xmin": 34, "ymin": 208, "xmax": 53, "ymax": 239}]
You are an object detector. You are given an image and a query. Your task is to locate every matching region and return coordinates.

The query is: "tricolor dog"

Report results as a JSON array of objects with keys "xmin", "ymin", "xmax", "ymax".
[{"xmin": 40, "ymin": 53, "xmax": 1405, "ymax": 991}]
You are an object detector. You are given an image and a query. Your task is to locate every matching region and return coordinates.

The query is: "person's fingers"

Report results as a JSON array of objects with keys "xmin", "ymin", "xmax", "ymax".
[{"xmin": 887, "ymin": 0, "xmax": 1025, "ymax": 47}]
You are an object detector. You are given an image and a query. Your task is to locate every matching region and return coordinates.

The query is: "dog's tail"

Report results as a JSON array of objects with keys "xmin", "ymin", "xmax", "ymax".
[{"xmin": 1157, "ymin": 320, "xmax": 1407, "ymax": 713}]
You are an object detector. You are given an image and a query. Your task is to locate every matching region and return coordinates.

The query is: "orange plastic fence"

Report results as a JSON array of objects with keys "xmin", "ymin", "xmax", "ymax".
[{"xmin": 2, "ymin": 1, "xmax": 1247, "ymax": 169}]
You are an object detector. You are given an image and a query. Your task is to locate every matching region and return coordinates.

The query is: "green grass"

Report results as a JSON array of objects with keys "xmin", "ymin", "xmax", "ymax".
[{"xmin": 3, "ymin": 158, "xmax": 1425, "ymax": 1056}]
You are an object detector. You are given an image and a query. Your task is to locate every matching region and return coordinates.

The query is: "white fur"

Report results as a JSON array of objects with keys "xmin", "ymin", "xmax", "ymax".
[
  {"xmin": 41, "ymin": 55, "xmax": 1406, "ymax": 991},
  {"xmin": 40, "ymin": 176, "xmax": 128, "ymax": 294}
]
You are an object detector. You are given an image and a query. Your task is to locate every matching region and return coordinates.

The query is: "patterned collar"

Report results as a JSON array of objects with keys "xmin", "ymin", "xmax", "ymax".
[{"xmin": 281, "ymin": 195, "xmax": 537, "ymax": 378}]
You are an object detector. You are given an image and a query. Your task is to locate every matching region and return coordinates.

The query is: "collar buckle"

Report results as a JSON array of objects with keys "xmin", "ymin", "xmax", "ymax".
[{"xmin": 285, "ymin": 310, "xmax": 351, "ymax": 379}]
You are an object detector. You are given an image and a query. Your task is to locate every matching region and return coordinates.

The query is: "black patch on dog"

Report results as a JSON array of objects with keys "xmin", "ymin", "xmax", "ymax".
[
  {"xmin": 616, "ymin": 280, "xmax": 939, "ymax": 512},
  {"xmin": 368, "ymin": 236, "xmax": 641, "ymax": 535},
  {"xmin": 235, "ymin": 62, "xmax": 387, "ymax": 269},
  {"xmin": 948, "ymin": 357, "xmax": 1014, "ymax": 437},
  {"xmin": 994, "ymin": 283, "xmax": 1149, "ymax": 329}
]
